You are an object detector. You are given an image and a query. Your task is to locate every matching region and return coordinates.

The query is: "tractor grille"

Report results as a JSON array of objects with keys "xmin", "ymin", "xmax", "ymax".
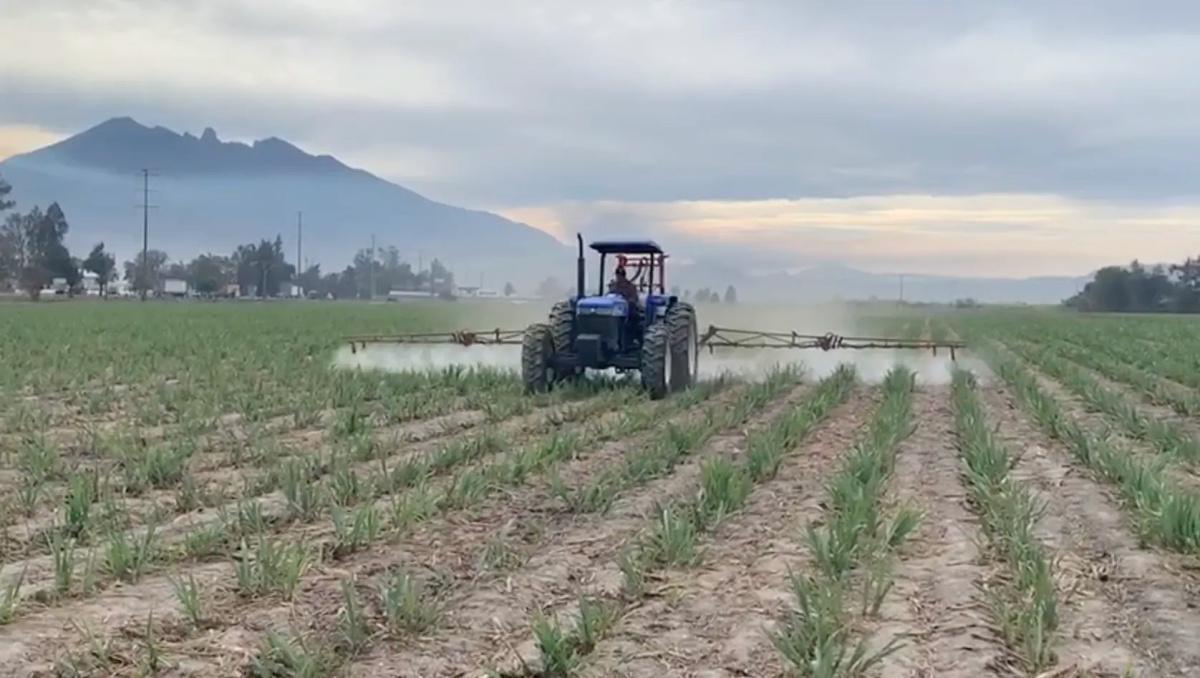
[{"xmin": 576, "ymin": 315, "xmax": 620, "ymax": 348}]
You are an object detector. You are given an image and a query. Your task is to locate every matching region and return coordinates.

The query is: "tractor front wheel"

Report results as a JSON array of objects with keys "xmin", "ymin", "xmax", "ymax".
[
  {"xmin": 641, "ymin": 321, "xmax": 671, "ymax": 400},
  {"xmin": 522, "ymin": 323, "xmax": 555, "ymax": 394}
]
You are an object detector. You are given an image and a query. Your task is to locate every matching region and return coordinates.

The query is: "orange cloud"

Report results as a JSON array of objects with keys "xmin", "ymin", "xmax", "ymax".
[
  {"xmin": 0, "ymin": 124, "xmax": 63, "ymax": 161},
  {"xmin": 498, "ymin": 194, "xmax": 1200, "ymax": 277}
]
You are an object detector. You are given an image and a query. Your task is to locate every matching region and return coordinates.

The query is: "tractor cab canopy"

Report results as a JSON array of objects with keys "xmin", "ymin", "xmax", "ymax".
[
  {"xmin": 588, "ymin": 240, "xmax": 663, "ymax": 255},
  {"xmin": 585, "ymin": 239, "xmax": 669, "ymax": 299}
]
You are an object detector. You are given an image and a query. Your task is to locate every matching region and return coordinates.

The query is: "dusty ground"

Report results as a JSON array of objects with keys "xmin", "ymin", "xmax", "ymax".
[{"xmin": 3, "ymin": 353, "xmax": 1200, "ymax": 678}]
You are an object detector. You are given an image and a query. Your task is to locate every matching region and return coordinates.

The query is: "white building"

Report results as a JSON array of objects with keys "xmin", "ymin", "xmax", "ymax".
[{"xmin": 80, "ymin": 272, "xmax": 102, "ymax": 296}]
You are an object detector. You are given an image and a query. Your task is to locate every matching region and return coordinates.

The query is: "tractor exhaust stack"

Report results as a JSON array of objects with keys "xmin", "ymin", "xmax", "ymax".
[{"xmin": 576, "ymin": 233, "xmax": 585, "ymax": 300}]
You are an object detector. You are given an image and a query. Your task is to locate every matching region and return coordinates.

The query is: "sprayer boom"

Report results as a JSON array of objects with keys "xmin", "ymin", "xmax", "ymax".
[
  {"xmin": 347, "ymin": 329, "xmax": 523, "ymax": 353},
  {"xmin": 697, "ymin": 326, "xmax": 965, "ymax": 359},
  {"xmin": 346, "ymin": 325, "xmax": 965, "ymax": 358}
]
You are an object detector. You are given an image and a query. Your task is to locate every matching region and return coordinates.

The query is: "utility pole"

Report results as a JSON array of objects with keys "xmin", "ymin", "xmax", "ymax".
[
  {"xmin": 369, "ymin": 234, "xmax": 376, "ymax": 301},
  {"xmin": 898, "ymin": 274, "xmax": 905, "ymax": 304},
  {"xmin": 136, "ymin": 169, "xmax": 157, "ymax": 301},
  {"xmin": 296, "ymin": 211, "xmax": 303, "ymax": 278}
]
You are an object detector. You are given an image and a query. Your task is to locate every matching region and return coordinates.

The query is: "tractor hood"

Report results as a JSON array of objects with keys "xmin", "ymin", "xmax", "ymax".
[{"xmin": 576, "ymin": 294, "xmax": 629, "ymax": 316}]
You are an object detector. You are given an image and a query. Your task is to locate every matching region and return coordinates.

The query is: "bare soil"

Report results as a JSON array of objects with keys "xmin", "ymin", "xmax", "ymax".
[
  {"xmin": 578, "ymin": 389, "xmax": 876, "ymax": 677},
  {"xmin": 981, "ymin": 382, "xmax": 1200, "ymax": 676},
  {"xmin": 870, "ymin": 387, "xmax": 1000, "ymax": 677},
  {"xmin": 344, "ymin": 384, "xmax": 811, "ymax": 677}
]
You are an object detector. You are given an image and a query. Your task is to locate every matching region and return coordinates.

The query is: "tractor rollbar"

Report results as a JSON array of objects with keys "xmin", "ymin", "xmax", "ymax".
[{"xmin": 697, "ymin": 326, "xmax": 966, "ymax": 359}]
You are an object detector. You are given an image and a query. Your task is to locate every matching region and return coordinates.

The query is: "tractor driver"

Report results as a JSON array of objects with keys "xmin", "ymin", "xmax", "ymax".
[{"xmin": 609, "ymin": 266, "xmax": 641, "ymax": 310}]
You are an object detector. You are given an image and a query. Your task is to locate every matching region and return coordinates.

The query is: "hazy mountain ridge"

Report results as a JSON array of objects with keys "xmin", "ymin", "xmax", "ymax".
[{"xmin": 0, "ymin": 117, "xmax": 566, "ymax": 288}]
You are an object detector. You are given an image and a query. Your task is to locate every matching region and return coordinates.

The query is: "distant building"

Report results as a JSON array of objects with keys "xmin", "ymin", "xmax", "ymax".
[
  {"xmin": 80, "ymin": 272, "xmax": 102, "ymax": 296},
  {"xmin": 278, "ymin": 282, "xmax": 302, "ymax": 298},
  {"xmin": 456, "ymin": 286, "xmax": 499, "ymax": 298},
  {"xmin": 387, "ymin": 289, "xmax": 432, "ymax": 302},
  {"xmin": 161, "ymin": 278, "xmax": 188, "ymax": 297}
]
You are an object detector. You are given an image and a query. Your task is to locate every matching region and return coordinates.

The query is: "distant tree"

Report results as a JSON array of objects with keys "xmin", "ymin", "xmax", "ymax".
[
  {"xmin": 232, "ymin": 236, "xmax": 293, "ymax": 297},
  {"xmin": 163, "ymin": 261, "xmax": 189, "ymax": 281},
  {"xmin": 724, "ymin": 285, "xmax": 738, "ymax": 304},
  {"xmin": 297, "ymin": 263, "xmax": 322, "ymax": 296},
  {"xmin": 187, "ymin": 254, "xmax": 235, "ymax": 295},
  {"xmin": 429, "ymin": 258, "xmax": 455, "ymax": 295},
  {"xmin": 83, "ymin": 243, "xmax": 117, "ymax": 296},
  {"xmin": 0, "ymin": 203, "xmax": 77, "ymax": 299},
  {"xmin": 504, "ymin": 281, "xmax": 516, "ymax": 297},
  {"xmin": 1066, "ymin": 257, "xmax": 1200, "ymax": 313},
  {"xmin": 0, "ymin": 173, "xmax": 13, "ymax": 213},
  {"xmin": 124, "ymin": 249, "xmax": 169, "ymax": 294}
]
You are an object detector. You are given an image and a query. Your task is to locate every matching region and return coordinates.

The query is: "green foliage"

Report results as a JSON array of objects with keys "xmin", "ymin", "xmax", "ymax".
[
  {"xmin": 378, "ymin": 569, "xmax": 441, "ymax": 635},
  {"xmin": 250, "ymin": 630, "xmax": 338, "ymax": 678},
  {"xmin": 951, "ymin": 368, "xmax": 1057, "ymax": 670},
  {"xmin": 331, "ymin": 504, "xmax": 381, "ymax": 556},
  {"xmin": 170, "ymin": 572, "xmax": 206, "ymax": 629},
  {"xmin": 234, "ymin": 538, "xmax": 311, "ymax": 600},
  {"xmin": 48, "ymin": 532, "xmax": 76, "ymax": 597},
  {"xmin": 978, "ymin": 341, "xmax": 1200, "ymax": 554},
  {"xmin": 1065, "ymin": 259, "xmax": 1200, "ymax": 313},
  {"xmin": 336, "ymin": 578, "xmax": 370, "ymax": 656},
  {"xmin": 771, "ymin": 366, "xmax": 916, "ymax": 674},
  {"xmin": 104, "ymin": 522, "xmax": 158, "ymax": 583},
  {"xmin": 0, "ymin": 570, "xmax": 24, "ymax": 624}
]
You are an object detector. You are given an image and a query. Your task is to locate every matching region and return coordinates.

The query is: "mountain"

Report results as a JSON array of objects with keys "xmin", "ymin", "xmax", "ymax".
[{"xmin": 0, "ymin": 117, "xmax": 566, "ymax": 287}]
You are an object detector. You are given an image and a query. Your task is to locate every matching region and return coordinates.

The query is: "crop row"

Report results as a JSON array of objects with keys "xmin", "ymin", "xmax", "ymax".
[
  {"xmin": 978, "ymin": 342, "xmax": 1200, "ymax": 553},
  {"xmin": 950, "ymin": 369, "xmax": 1057, "ymax": 672}
]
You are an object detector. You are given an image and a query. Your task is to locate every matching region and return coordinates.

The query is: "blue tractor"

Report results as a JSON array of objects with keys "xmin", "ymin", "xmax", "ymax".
[{"xmin": 521, "ymin": 236, "xmax": 698, "ymax": 399}]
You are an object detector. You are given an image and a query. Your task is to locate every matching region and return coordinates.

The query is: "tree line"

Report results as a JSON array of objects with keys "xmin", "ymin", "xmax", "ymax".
[
  {"xmin": 1065, "ymin": 258, "xmax": 1200, "ymax": 313},
  {"xmin": 0, "ymin": 172, "xmax": 458, "ymax": 300}
]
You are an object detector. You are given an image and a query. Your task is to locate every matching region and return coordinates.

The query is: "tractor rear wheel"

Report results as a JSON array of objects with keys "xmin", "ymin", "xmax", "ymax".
[
  {"xmin": 641, "ymin": 321, "xmax": 671, "ymax": 400},
  {"xmin": 666, "ymin": 302, "xmax": 698, "ymax": 391},
  {"xmin": 522, "ymin": 323, "xmax": 555, "ymax": 394}
]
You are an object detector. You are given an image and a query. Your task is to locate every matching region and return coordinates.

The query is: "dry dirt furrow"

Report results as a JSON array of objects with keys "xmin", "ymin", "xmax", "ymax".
[
  {"xmin": 0, "ymin": 407, "xmax": 489, "ymax": 563},
  {"xmin": 980, "ymin": 383, "xmax": 1192, "ymax": 676},
  {"xmin": 0, "ymin": 396, "xmax": 600, "ymax": 609},
  {"xmin": 1, "ymin": 386, "xmax": 744, "ymax": 676},
  {"xmin": 871, "ymin": 387, "xmax": 1000, "ymax": 677},
  {"xmin": 344, "ymin": 385, "xmax": 814, "ymax": 677},
  {"xmin": 577, "ymin": 391, "xmax": 875, "ymax": 678}
]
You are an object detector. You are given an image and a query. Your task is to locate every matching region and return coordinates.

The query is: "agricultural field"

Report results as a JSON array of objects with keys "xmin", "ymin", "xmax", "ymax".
[{"xmin": 2, "ymin": 300, "xmax": 1200, "ymax": 676}]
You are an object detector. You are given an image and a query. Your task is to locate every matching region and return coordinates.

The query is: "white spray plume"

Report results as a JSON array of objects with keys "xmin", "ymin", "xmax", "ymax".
[
  {"xmin": 332, "ymin": 344, "xmax": 521, "ymax": 373},
  {"xmin": 330, "ymin": 301, "xmax": 990, "ymax": 386}
]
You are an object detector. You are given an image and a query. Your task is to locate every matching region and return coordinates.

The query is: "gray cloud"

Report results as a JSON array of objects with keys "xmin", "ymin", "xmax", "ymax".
[{"xmin": 4, "ymin": 2, "xmax": 1200, "ymax": 229}]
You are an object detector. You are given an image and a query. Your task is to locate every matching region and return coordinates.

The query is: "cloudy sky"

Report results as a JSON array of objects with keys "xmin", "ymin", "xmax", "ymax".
[{"xmin": 3, "ymin": 0, "xmax": 1199, "ymax": 277}]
